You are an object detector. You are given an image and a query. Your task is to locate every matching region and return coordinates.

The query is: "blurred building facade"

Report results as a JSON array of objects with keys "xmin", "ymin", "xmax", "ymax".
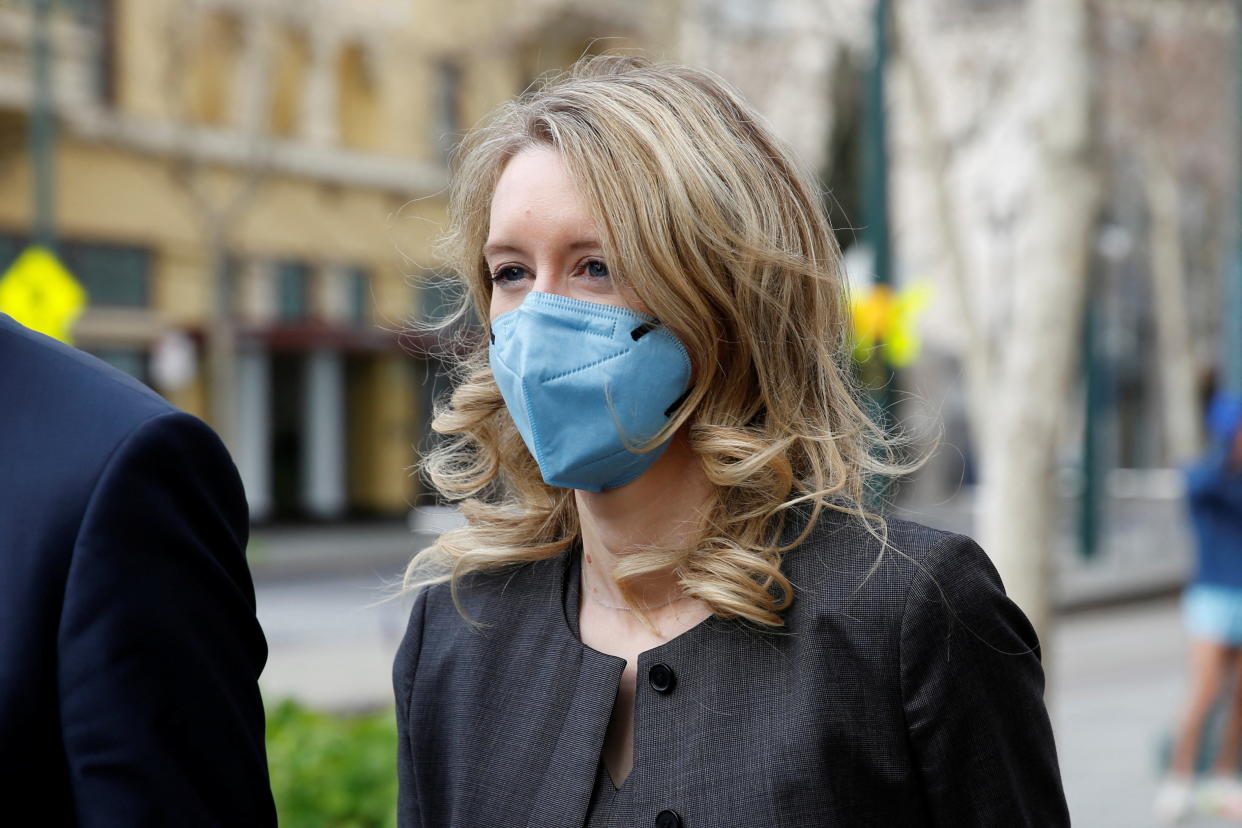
[{"xmin": 0, "ymin": 0, "xmax": 673, "ymax": 521}]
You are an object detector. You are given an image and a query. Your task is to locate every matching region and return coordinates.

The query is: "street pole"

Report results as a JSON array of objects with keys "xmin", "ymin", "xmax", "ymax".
[
  {"xmin": 1078, "ymin": 266, "xmax": 1105, "ymax": 559},
  {"xmin": 863, "ymin": 0, "xmax": 894, "ymax": 411},
  {"xmin": 207, "ymin": 228, "xmax": 237, "ymax": 450},
  {"xmin": 861, "ymin": 0, "xmax": 895, "ymax": 507},
  {"xmin": 30, "ymin": 0, "xmax": 55, "ymax": 251},
  {"xmin": 1225, "ymin": 0, "xmax": 1242, "ymax": 397}
]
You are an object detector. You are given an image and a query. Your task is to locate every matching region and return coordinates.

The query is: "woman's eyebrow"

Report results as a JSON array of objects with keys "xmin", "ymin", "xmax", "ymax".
[{"xmin": 483, "ymin": 239, "xmax": 603, "ymax": 258}]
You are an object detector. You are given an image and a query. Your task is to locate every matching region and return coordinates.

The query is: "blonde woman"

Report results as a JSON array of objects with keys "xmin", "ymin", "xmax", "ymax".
[{"xmin": 394, "ymin": 55, "xmax": 1068, "ymax": 827}]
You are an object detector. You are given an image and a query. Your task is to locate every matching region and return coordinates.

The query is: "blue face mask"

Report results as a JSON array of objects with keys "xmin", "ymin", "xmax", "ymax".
[{"xmin": 488, "ymin": 291, "xmax": 692, "ymax": 492}]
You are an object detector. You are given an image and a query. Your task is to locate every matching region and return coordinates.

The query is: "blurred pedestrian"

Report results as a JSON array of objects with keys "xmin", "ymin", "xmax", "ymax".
[
  {"xmin": 0, "ymin": 313, "xmax": 276, "ymax": 824},
  {"xmin": 393, "ymin": 55, "xmax": 1068, "ymax": 827},
  {"xmin": 1155, "ymin": 392, "xmax": 1242, "ymax": 824}
]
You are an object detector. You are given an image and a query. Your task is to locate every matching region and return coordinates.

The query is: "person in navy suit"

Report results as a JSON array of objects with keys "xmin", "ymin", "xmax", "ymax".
[{"xmin": 0, "ymin": 312, "xmax": 276, "ymax": 825}]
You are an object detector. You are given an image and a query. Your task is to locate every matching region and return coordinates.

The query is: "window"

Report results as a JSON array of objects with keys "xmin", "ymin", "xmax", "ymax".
[
  {"xmin": 88, "ymin": 346, "xmax": 151, "ymax": 385},
  {"xmin": 417, "ymin": 272, "xmax": 459, "ymax": 325},
  {"xmin": 338, "ymin": 42, "xmax": 380, "ymax": 150},
  {"xmin": 0, "ymin": 236, "xmax": 150, "ymax": 308},
  {"xmin": 0, "ymin": 233, "xmax": 21, "ymax": 272},
  {"xmin": 275, "ymin": 260, "xmax": 311, "ymax": 321},
  {"xmin": 271, "ymin": 28, "xmax": 311, "ymax": 137},
  {"xmin": 82, "ymin": 0, "xmax": 118, "ymax": 108},
  {"xmin": 61, "ymin": 241, "xmax": 151, "ymax": 307},
  {"xmin": 434, "ymin": 60, "xmax": 462, "ymax": 157},
  {"xmin": 345, "ymin": 266, "xmax": 370, "ymax": 326},
  {"xmin": 185, "ymin": 11, "xmax": 243, "ymax": 126}
]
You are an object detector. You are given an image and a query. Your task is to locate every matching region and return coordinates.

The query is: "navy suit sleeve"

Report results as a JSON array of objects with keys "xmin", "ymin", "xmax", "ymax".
[
  {"xmin": 57, "ymin": 410, "xmax": 276, "ymax": 827},
  {"xmin": 899, "ymin": 534, "xmax": 1069, "ymax": 827},
  {"xmin": 394, "ymin": 585, "xmax": 428, "ymax": 828}
]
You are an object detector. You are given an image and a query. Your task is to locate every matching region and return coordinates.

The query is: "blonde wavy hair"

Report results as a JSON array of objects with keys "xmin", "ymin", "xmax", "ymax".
[{"xmin": 404, "ymin": 54, "xmax": 914, "ymax": 627}]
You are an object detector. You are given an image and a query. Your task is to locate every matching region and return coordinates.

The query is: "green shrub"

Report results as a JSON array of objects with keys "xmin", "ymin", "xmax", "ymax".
[{"xmin": 265, "ymin": 699, "xmax": 398, "ymax": 828}]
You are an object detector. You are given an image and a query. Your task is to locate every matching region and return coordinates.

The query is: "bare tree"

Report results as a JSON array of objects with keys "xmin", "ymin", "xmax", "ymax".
[
  {"xmin": 1099, "ymin": 0, "xmax": 1237, "ymax": 463},
  {"xmin": 1143, "ymin": 146, "xmax": 1202, "ymax": 462},
  {"xmin": 158, "ymin": 0, "xmax": 282, "ymax": 448},
  {"xmin": 677, "ymin": 0, "xmax": 869, "ymax": 181},
  {"xmin": 894, "ymin": 0, "xmax": 1102, "ymax": 647}
]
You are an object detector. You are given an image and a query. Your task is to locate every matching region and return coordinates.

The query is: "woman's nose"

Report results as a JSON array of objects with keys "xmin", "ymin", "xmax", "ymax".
[{"xmin": 529, "ymin": 270, "xmax": 566, "ymax": 296}]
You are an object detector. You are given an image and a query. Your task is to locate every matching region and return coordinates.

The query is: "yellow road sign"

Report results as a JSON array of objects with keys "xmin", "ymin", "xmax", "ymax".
[{"xmin": 0, "ymin": 245, "xmax": 87, "ymax": 344}]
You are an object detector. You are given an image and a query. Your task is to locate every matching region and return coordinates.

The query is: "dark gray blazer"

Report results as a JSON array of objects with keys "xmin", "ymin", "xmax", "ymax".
[{"xmin": 393, "ymin": 509, "xmax": 1069, "ymax": 827}]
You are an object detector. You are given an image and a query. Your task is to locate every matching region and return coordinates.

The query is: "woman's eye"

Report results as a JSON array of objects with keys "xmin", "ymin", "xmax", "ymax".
[
  {"xmin": 583, "ymin": 260, "xmax": 610, "ymax": 279},
  {"xmin": 490, "ymin": 266, "xmax": 528, "ymax": 284}
]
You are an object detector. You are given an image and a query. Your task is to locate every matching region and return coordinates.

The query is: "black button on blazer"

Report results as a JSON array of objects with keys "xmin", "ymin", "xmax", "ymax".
[{"xmin": 393, "ymin": 508, "xmax": 1070, "ymax": 827}]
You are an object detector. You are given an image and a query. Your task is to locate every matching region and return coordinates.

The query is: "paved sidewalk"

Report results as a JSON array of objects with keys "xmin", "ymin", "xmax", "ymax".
[
  {"xmin": 257, "ymin": 574, "xmax": 412, "ymax": 711},
  {"xmin": 1050, "ymin": 597, "xmax": 1216, "ymax": 828},
  {"xmin": 247, "ymin": 521, "xmax": 429, "ymax": 584}
]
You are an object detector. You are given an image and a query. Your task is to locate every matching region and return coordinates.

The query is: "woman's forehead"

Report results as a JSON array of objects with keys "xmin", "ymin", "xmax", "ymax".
[{"xmin": 486, "ymin": 148, "xmax": 601, "ymax": 252}]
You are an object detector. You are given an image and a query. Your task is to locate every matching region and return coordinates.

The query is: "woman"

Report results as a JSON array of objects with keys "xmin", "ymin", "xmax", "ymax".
[
  {"xmin": 395, "ymin": 55, "xmax": 1068, "ymax": 827},
  {"xmin": 1154, "ymin": 393, "xmax": 1242, "ymax": 824}
]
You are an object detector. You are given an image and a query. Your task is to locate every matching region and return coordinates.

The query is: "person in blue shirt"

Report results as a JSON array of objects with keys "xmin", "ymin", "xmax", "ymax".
[{"xmin": 1156, "ymin": 392, "xmax": 1242, "ymax": 824}]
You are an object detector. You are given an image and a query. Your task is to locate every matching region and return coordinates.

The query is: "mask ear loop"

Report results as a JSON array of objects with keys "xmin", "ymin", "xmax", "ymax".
[
  {"xmin": 602, "ymin": 319, "xmax": 691, "ymax": 450},
  {"xmin": 630, "ymin": 322, "xmax": 657, "ymax": 341},
  {"xmin": 604, "ymin": 382, "xmax": 647, "ymax": 453},
  {"xmin": 663, "ymin": 387, "xmax": 692, "ymax": 418},
  {"xmin": 603, "ymin": 378, "xmax": 694, "ymax": 453}
]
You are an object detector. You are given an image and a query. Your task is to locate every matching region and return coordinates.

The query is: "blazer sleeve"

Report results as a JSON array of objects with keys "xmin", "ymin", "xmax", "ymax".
[
  {"xmin": 899, "ymin": 533, "xmax": 1070, "ymax": 827},
  {"xmin": 57, "ymin": 411, "xmax": 276, "ymax": 827},
  {"xmin": 394, "ymin": 584, "xmax": 429, "ymax": 828}
]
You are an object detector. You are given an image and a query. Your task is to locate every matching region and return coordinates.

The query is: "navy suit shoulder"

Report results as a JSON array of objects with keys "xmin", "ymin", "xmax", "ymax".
[
  {"xmin": 0, "ymin": 314, "xmax": 175, "ymax": 535},
  {"xmin": 0, "ymin": 314, "xmax": 276, "ymax": 826},
  {"xmin": 0, "ymin": 310, "xmax": 172, "ymax": 413}
]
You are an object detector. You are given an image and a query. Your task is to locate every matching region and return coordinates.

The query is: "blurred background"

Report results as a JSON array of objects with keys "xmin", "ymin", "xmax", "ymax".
[{"xmin": 0, "ymin": 0, "xmax": 1238, "ymax": 824}]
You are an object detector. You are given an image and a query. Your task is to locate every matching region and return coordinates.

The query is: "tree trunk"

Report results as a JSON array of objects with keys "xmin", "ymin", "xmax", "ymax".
[
  {"xmin": 976, "ymin": 0, "xmax": 1100, "ymax": 652},
  {"xmin": 1143, "ymin": 144, "xmax": 1203, "ymax": 463},
  {"xmin": 206, "ymin": 224, "xmax": 236, "ymax": 451},
  {"xmin": 891, "ymin": 11, "xmax": 991, "ymax": 460}
]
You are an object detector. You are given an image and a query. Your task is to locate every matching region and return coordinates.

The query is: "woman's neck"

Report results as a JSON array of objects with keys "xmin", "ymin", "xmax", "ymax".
[{"xmin": 575, "ymin": 429, "xmax": 712, "ymax": 610}]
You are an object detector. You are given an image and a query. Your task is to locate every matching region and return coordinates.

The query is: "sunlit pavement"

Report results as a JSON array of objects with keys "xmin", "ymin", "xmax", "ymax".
[
  {"xmin": 256, "ymin": 574, "xmax": 412, "ymax": 712},
  {"xmin": 1052, "ymin": 596, "xmax": 1242, "ymax": 828},
  {"xmin": 251, "ymin": 527, "xmax": 1226, "ymax": 826},
  {"xmin": 251, "ymin": 523, "xmax": 422, "ymax": 710}
]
